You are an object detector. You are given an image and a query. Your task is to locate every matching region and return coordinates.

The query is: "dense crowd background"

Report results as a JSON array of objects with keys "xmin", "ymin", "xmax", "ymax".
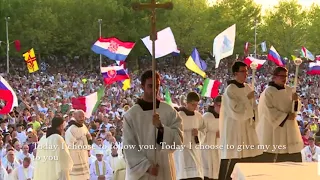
[{"xmin": 0, "ymin": 55, "xmax": 319, "ymax": 177}]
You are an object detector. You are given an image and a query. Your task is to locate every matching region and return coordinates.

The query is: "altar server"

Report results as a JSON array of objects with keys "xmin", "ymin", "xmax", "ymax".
[
  {"xmin": 301, "ymin": 137, "xmax": 320, "ymax": 162},
  {"xmin": 65, "ymin": 110, "xmax": 93, "ymax": 180},
  {"xmin": 257, "ymin": 66, "xmax": 303, "ymax": 162},
  {"xmin": 108, "ymin": 146, "xmax": 126, "ymax": 180},
  {"xmin": 174, "ymin": 91, "xmax": 206, "ymax": 180},
  {"xmin": 33, "ymin": 117, "xmax": 73, "ymax": 180},
  {"xmin": 202, "ymin": 96, "xmax": 221, "ymax": 180},
  {"xmin": 12, "ymin": 157, "xmax": 34, "ymax": 180},
  {"xmin": 89, "ymin": 150, "xmax": 113, "ymax": 180},
  {"xmin": 219, "ymin": 62, "xmax": 263, "ymax": 180},
  {"xmin": 123, "ymin": 70, "xmax": 183, "ymax": 180}
]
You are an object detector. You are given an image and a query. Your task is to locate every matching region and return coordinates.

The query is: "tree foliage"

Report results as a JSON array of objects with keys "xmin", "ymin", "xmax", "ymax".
[{"xmin": 0, "ymin": 0, "xmax": 319, "ymax": 64}]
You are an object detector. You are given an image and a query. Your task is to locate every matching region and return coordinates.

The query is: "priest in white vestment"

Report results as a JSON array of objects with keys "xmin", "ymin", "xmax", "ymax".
[
  {"xmin": 174, "ymin": 92, "xmax": 206, "ymax": 180},
  {"xmin": 65, "ymin": 110, "xmax": 92, "ymax": 180},
  {"xmin": 257, "ymin": 67, "xmax": 303, "ymax": 162},
  {"xmin": 0, "ymin": 158, "xmax": 8, "ymax": 180},
  {"xmin": 34, "ymin": 117, "xmax": 74, "ymax": 180},
  {"xmin": 3, "ymin": 149, "xmax": 20, "ymax": 179},
  {"xmin": 108, "ymin": 145, "xmax": 126, "ymax": 180},
  {"xmin": 123, "ymin": 70, "xmax": 183, "ymax": 180},
  {"xmin": 89, "ymin": 150, "xmax": 113, "ymax": 180},
  {"xmin": 12, "ymin": 157, "xmax": 34, "ymax": 180},
  {"xmin": 301, "ymin": 137, "xmax": 320, "ymax": 162},
  {"xmin": 202, "ymin": 96, "xmax": 221, "ymax": 180},
  {"xmin": 219, "ymin": 62, "xmax": 263, "ymax": 180}
]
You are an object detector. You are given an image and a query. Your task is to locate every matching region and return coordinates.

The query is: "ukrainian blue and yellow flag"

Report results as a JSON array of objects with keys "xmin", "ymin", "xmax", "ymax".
[{"xmin": 185, "ymin": 48, "xmax": 207, "ymax": 78}]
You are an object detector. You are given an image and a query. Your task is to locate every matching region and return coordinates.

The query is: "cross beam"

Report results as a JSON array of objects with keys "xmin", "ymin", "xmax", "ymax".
[{"xmin": 132, "ymin": 0, "xmax": 173, "ymax": 113}]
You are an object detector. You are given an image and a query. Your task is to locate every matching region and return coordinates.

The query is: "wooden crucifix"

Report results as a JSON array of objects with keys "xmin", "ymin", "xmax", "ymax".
[{"xmin": 132, "ymin": 0, "xmax": 173, "ymax": 113}]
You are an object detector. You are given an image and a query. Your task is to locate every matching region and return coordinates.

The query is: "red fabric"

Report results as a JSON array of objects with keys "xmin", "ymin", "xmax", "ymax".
[
  {"xmin": 14, "ymin": 40, "xmax": 21, "ymax": 52},
  {"xmin": 0, "ymin": 89, "xmax": 14, "ymax": 114},
  {"xmin": 71, "ymin": 97, "xmax": 87, "ymax": 112},
  {"xmin": 302, "ymin": 136, "xmax": 309, "ymax": 146}
]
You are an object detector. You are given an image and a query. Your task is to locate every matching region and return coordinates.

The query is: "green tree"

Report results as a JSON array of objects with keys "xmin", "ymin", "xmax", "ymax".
[{"xmin": 260, "ymin": 0, "xmax": 309, "ymax": 58}]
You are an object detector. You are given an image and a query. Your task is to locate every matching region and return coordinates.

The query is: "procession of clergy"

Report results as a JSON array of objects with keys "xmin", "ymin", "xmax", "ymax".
[{"xmin": 11, "ymin": 61, "xmax": 318, "ymax": 180}]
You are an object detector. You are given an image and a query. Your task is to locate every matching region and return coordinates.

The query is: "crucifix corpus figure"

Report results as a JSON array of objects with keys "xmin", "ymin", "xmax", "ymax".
[{"xmin": 122, "ymin": 1, "xmax": 183, "ymax": 180}]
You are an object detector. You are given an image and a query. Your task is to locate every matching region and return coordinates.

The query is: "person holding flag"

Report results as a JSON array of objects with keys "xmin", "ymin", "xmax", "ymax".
[{"xmin": 218, "ymin": 62, "xmax": 263, "ymax": 180}]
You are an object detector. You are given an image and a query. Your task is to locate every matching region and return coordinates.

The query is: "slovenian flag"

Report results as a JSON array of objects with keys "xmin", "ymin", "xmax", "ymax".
[
  {"xmin": 267, "ymin": 46, "xmax": 284, "ymax": 67},
  {"xmin": 0, "ymin": 76, "xmax": 18, "ymax": 114},
  {"xmin": 201, "ymin": 78, "xmax": 221, "ymax": 98},
  {"xmin": 244, "ymin": 57, "xmax": 266, "ymax": 70},
  {"xmin": 307, "ymin": 61, "xmax": 320, "ymax": 75},
  {"xmin": 301, "ymin": 46, "xmax": 315, "ymax": 61},
  {"xmin": 101, "ymin": 66, "xmax": 129, "ymax": 85},
  {"xmin": 185, "ymin": 48, "xmax": 207, "ymax": 78},
  {"xmin": 71, "ymin": 87, "xmax": 105, "ymax": 118},
  {"xmin": 91, "ymin": 37, "xmax": 135, "ymax": 61}
]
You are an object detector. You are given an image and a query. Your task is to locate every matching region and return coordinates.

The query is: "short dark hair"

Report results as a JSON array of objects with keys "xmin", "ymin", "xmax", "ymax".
[
  {"xmin": 213, "ymin": 95, "xmax": 222, "ymax": 103},
  {"xmin": 272, "ymin": 67, "xmax": 288, "ymax": 76},
  {"xmin": 231, "ymin": 61, "xmax": 247, "ymax": 74},
  {"xmin": 186, "ymin": 92, "xmax": 200, "ymax": 103},
  {"xmin": 140, "ymin": 70, "xmax": 160, "ymax": 85}
]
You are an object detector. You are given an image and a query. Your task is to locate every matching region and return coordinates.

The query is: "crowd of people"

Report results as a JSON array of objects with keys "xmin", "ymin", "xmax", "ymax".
[{"xmin": 0, "ymin": 54, "xmax": 319, "ymax": 179}]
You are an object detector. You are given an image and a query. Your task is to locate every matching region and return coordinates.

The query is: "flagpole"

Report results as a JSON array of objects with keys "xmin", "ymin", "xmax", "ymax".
[
  {"xmin": 98, "ymin": 19, "xmax": 102, "ymax": 67},
  {"xmin": 5, "ymin": 17, "xmax": 10, "ymax": 74},
  {"xmin": 254, "ymin": 18, "xmax": 257, "ymax": 59}
]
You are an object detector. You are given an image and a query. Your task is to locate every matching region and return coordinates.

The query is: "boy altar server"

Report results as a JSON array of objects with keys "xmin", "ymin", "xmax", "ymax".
[
  {"xmin": 123, "ymin": 70, "xmax": 183, "ymax": 180},
  {"xmin": 301, "ymin": 137, "xmax": 320, "ymax": 162},
  {"xmin": 89, "ymin": 149, "xmax": 113, "ymax": 180},
  {"xmin": 174, "ymin": 91, "xmax": 206, "ymax": 180},
  {"xmin": 257, "ymin": 66, "xmax": 303, "ymax": 162},
  {"xmin": 219, "ymin": 62, "xmax": 263, "ymax": 180},
  {"xmin": 202, "ymin": 96, "xmax": 221, "ymax": 180}
]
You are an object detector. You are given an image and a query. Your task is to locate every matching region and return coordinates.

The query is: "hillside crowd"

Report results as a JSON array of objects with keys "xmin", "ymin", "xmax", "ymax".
[{"xmin": 0, "ymin": 55, "xmax": 319, "ymax": 179}]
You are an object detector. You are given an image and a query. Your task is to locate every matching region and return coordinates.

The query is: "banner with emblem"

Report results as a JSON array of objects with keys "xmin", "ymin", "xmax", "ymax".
[
  {"xmin": 91, "ymin": 37, "xmax": 135, "ymax": 61},
  {"xmin": 22, "ymin": 48, "xmax": 39, "ymax": 73}
]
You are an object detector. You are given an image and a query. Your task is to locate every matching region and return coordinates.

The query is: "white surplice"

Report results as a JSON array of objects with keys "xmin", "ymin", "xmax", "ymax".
[
  {"xmin": 174, "ymin": 110, "xmax": 206, "ymax": 179},
  {"xmin": 33, "ymin": 134, "xmax": 73, "ymax": 180},
  {"xmin": 219, "ymin": 82, "xmax": 263, "ymax": 159},
  {"xmin": 65, "ymin": 124, "xmax": 91, "ymax": 180},
  {"xmin": 257, "ymin": 85, "xmax": 303, "ymax": 154},
  {"xmin": 202, "ymin": 112, "xmax": 220, "ymax": 179},
  {"xmin": 89, "ymin": 160, "xmax": 113, "ymax": 180},
  {"xmin": 123, "ymin": 102, "xmax": 183, "ymax": 180},
  {"xmin": 301, "ymin": 145, "xmax": 320, "ymax": 162},
  {"xmin": 12, "ymin": 165, "xmax": 34, "ymax": 180},
  {"xmin": 108, "ymin": 155, "xmax": 126, "ymax": 180},
  {"xmin": 0, "ymin": 166, "xmax": 8, "ymax": 180}
]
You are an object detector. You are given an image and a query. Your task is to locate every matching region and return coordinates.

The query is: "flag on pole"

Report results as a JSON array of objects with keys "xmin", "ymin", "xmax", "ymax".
[
  {"xmin": 185, "ymin": 48, "xmax": 207, "ymax": 78},
  {"xmin": 0, "ymin": 76, "xmax": 18, "ymax": 114},
  {"xmin": 101, "ymin": 66, "xmax": 129, "ymax": 85},
  {"xmin": 71, "ymin": 87, "xmax": 105, "ymax": 118},
  {"xmin": 165, "ymin": 88, "xmax": 172, "ymax": 105},
  {"xmin": 91, "ymin": 37, "xmax": 135, "ymax": 61},
  {"xmin": 22, "ymin": 48, "xmax": 39, "ymax": 73},
  {"xmin": 267, "ymin": 46, "xmax": 284, "ymax": 67},
  {"xmin": 213, "ymin": 24, "xmax": 236, "ymax": 68},
  {"xmin": 201, "ymin": 78, "xmax": 221, "ymax": 98},
  {"xmin": 261, "ymin": 41, "xmax": 267, "ymax": 52},
  {"xmin": 14, "ymin": 40, "xmax": 21, "ymax": 52},
  {"xmin": 244, "ymin": 42, "xmax": 249, "ymax": 55},
  {"xmin": 301, "ymin": 46, "xmax": 315, "ymax": 61},
  {"xmin": 244, "ymin": 57, "xmax": 266, "ymax": 70},
  {"xmin": 141, "ymin": 27, "xmax": 178, "ymax": 58},
  {"xmin": 307, "ymin": 61, "xmax": 320, "ymax": 75}
]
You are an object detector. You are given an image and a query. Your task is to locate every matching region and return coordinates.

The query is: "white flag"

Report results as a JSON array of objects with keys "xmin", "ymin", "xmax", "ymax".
[
  {"xmin": 141, "ymin": 27, "xmax": 178, "ymax": 58},
  {"xmin": 261, "ymin": 41, "xmax": 267, "ymax": 52},
  {"xmin": 213, "ymin": 24, "xmax": 236, "ymax": 68}
]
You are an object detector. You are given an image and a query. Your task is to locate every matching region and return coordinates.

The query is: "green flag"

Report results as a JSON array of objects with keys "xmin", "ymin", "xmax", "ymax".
[{"xmin": 165, "ymin": 88, "xmax": 172, "ymax": 105}]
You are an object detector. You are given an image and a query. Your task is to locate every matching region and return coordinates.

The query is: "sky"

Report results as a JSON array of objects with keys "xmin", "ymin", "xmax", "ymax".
[{"xmin": 208, "ymin": 0, "xmax": 320, "ymax": 12}]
